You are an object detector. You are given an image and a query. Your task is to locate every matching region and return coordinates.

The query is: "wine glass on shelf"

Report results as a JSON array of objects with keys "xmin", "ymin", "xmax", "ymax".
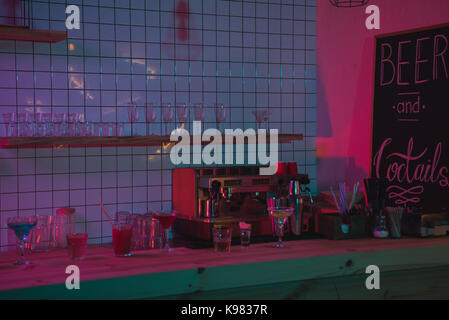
[
  {"xmin": 153, "ymin": 211, "xmax": 177, "ymax": 252},
  {"xmin": 161, "ymin": 102, "xmax": 174, "ymax": 135},
  {"xmin": 192, "ymin": 103, "xmax": 205, "ymax": 122},
  {"xmin": 7, "ymin": 216, "xmax": 38, "ymax": 265},
  {"xmin": 252, "ymin": 109, "xmax": 271, "ymax": 129},
  {"xmin": 268, "ymin": 207, "xmax": 294, "ymax": 248},
  {"xmin": 214, "ymin": 103, "xmax": 226, "ymax": 131},
  {"xmin": 127, "ymin": 102, "xmax": 140, "ymax": 136},
  {"xmin": 145, "ymin": 103, "xmax": 157, "ymax": 136},
  {"xmin": 176, "ymin": 103, "xmax": 189, "ymax": 129}
]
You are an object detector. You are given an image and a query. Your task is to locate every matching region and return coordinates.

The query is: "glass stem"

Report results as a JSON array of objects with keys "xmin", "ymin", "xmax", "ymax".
[
  {"xmin": 164, "ymin": 228, "xmax": 170, "ymax": 250},
  {"xmin": 17, "ymin": 239, "xmax": 25, "ymax": 264}
]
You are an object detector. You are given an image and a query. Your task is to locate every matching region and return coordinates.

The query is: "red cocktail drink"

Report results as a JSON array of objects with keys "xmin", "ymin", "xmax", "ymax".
[
  {"xmin": 112, "ymin": 224, "xmax": 133, "ymax": 257},
  {"xmin": 154, "ymin": 212, "xmax": 177, "ymax": 252},
  {"xmin": 155, "ymin": 214, "xmax": 176, "ymax": 230},
  {"xmin": 67, "ymin": 233, "xmax": 88, "ymax": 260}
]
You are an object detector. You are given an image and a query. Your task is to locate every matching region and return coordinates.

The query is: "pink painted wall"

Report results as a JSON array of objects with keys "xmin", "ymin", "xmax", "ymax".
[{"xmin": 316, "ymin": 0, "xmax": 449, "ymax": 190}]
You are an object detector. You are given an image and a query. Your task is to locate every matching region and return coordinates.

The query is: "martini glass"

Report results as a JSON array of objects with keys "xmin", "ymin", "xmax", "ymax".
[
  {"xmin": 268, "ymin": 207, "xmax": 294, "ymax": 248},
  {"xmin": 7, "ymin": 216, "xmax": 38, "ymax": 265},
  {"xmin": 153, "ymin": 211, "xmax": 177, "ymax": 252}
]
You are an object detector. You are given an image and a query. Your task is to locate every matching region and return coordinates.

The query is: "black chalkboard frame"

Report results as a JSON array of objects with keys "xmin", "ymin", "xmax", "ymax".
[{"xmin": 370, "ymin": 22, "xmax": 449, "ymax": 213}]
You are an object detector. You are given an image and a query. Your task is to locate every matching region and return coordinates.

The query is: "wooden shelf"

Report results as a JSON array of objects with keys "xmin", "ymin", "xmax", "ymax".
[
  {"xmin": 0, "ymin": 133, "xmax": 303, "ymax": 149},
  {"xmin": 0, "ymin": 25, "xmax": 67, "ymax": 42}
]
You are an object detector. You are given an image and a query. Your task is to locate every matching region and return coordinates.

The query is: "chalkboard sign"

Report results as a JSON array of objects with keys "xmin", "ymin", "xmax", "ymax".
[{"xmin": 371, "ymin": 23, "xmax": 449, "ymax": 212}]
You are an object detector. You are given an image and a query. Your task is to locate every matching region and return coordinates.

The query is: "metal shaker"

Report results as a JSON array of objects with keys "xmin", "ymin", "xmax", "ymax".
[{"xmin": 288, "ymin": 180, "xmax": 304, "ymax": 236}]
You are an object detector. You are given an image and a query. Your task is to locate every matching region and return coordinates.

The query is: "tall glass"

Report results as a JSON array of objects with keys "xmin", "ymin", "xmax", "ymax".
[
  {"xmin": 113, "ymin": 212, "xmax": 133, "ymax": 257},
  {"xmin": 192, "ymin": 103, "xmax": 205, "ymax": 122},
  {"xmin": 7, "ymin": 216, "xmax": 38, "ymax": 265},
  {"xmin": 127, "ymin": 102, "xmax": 139, "ymax": 136},
  {"xmin": 67, "ymin": 229, "xmax": 88, "ymax": 260},
  {"xmin": 176, "ymin": 103, "xmax": 189, "ymax": 129},
  {"xmin": 2, "ymin": 112, "xmax": 16, "ymax": 137},
  {"xmin": 27, "ymin": 215, "xmax": 55, "ymax": 252},
  {"xmin": 269, "ymin": 207, "xmax": 294, "ymax": 248},
  {"xmin": 153, "ymin": 211, "xmax": 177, "ymax": 252}
]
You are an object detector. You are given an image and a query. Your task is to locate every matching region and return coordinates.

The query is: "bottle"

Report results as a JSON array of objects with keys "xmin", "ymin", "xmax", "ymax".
[{"xmin": 373, "ymin": 215, "xmax": 389, "ymax": 238}]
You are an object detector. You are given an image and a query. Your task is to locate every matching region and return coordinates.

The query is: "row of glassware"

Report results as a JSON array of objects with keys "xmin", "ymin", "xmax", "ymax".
[
  {"xmin": 1, "ymin": 103, "xmax": 271, "ymax": 137},
  {"xmin": 21, "ymin": 211, "xmax": 162, "ymax": 254}
]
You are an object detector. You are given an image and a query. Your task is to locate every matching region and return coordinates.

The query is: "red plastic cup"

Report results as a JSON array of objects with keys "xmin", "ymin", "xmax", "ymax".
[
  {"xmin": 66, "ymin": 233, "xmax": 88, "ymax": 260},
  {"xmin": 275, "ymin": 162, "xmax": 289, "ymax": 175},
  {"xmin": 112, "ymin": 223, "xmax": 133, "ymax": 257},
  {"xmin": 287, "ymin": 162, "xmax": 298, "ymax": 175}
]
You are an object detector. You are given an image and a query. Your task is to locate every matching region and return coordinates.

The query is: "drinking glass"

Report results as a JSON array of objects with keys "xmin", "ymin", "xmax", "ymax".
[
  {"xmin": 67, "ymin": 113, "xmax": 80, "ymax": 136},
  {"xmin": 113, "ymin": 212, "xmax": 133, "ymax": 257},
  {"xmin": 7, "ymin": 216, "xmax": 38, "ymax": 265},
  {"xmin": 2, "ymin": 112, "xmax": 16, "ymax": 137},
  {"xmin": 240, "ymin": 227, "xmax": 251, "ymax": 249},
  {"xmin": 127, "ymin": 102, "xmax": 140, "ymax": 136},
  {"xmin": 116, "ymin": 122, "xmax": 126, "ymax": 136},
  {"xmin": 27, "ymin": 215, "xmax": 55, "ymax": 252},
  {"xmin": 162, "ymin": 103, "xmax": 174, "ymax": 135},
  {"xmin": 52, "ymin": 113, "xmax": 67, "ymax": 136},
  {"xmin": 252, "ymin": 109, "xmax": 271, "ymax": 129},
  {"xmin": 176, "ymin": 103, "xmax": 189, "ymax": 129},
  {"xmin": 130, "ymin": 213, "xmax": 161, "ymax": 250},
  {"xmin": 213, "ymin": 225, "xmax": 231, "ymax": 253},
  {"xmin": 269, "ymin": 207, "xmax": 294, "ymax": 248},
  {"xmin": 17, "ymin": 113, "xmax": 29, "ymax": 137},
  {"xmin": 145, "ymin": 103, "xmax": 157, "ymax": 135},
  {"xmin": 67, "ymin": 231, "xmax": 88, "ymax": 260},
  {"xmin": 153, "ymin": 211, "xmax": 176, "ymax": 252},
  {"xmin": 55, "ymin": 207, "xmax": 76, "ymax": 248},
  {"xmin": 214, "ymin": 103, "xmax": 226, "ymax": 131},
  {"xmin": 25, "ymin": 113, "xmax": 36, "ymax": 137}
]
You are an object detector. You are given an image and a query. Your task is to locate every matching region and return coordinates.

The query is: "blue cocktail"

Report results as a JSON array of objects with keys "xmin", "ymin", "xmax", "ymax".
[{"xmin": 7, "ymin": 216, "xmax": 38, "ymax": 265}]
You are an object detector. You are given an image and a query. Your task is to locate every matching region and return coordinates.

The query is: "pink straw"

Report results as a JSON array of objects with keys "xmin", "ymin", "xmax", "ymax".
[{"xmin": 98, "ymin": 200, "xmax": 113, "ymax": 226}]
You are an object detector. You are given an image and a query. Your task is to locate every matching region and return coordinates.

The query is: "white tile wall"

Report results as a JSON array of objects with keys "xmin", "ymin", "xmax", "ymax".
[{"xmin": 0, "ymin": 0, "xmax": 316, "ymax": 250}]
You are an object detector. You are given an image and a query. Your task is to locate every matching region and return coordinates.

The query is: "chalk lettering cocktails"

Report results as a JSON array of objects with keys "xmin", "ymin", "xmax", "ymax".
[
  {"xmin": 7, "ymin": 216, "xmax": 38, "ymax": 265},
  {"xmin": 269, "ymin": 207, "xmax": 294, "ymax": 248},
  {"xmin": 112, "ymin": 223, "xmax": 133, "ymax": 257},
  {"xmin": 154, "ymin": 212, "xmax": 177, "ymax": 252},
  {"xmin": 66, "ymin": 233, "xmax": 88, "ymax": 260}
]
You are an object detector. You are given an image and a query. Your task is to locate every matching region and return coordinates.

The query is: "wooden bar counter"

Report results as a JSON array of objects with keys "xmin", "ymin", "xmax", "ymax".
[{"xmin": 1, "ymin": 237, "xmax": 449, "ymax": 299}]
